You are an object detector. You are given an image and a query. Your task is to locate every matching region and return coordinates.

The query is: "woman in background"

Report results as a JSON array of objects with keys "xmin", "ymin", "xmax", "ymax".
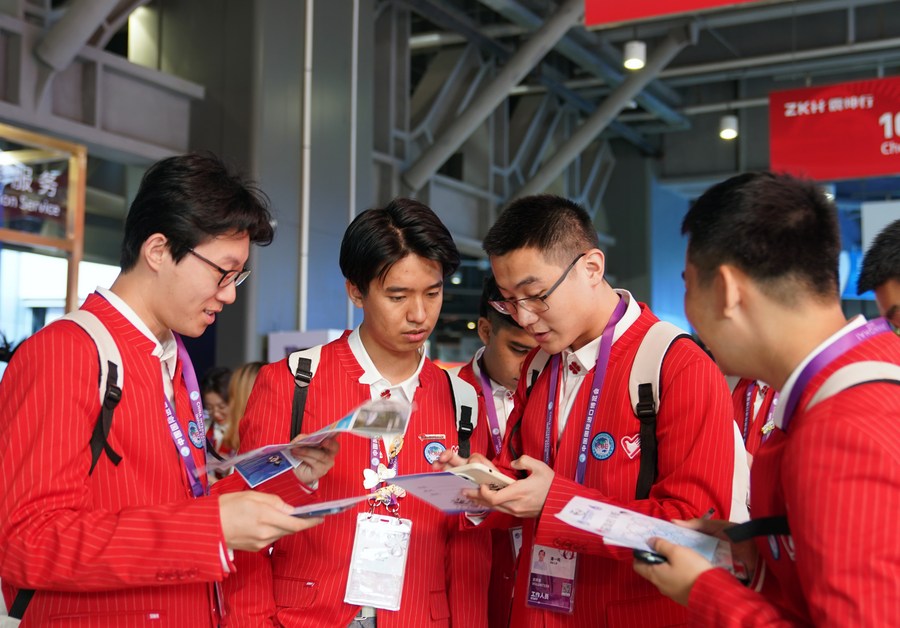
[{"xmin": 221, "ymin": 361, "xmax": 264, "ymax": 457}]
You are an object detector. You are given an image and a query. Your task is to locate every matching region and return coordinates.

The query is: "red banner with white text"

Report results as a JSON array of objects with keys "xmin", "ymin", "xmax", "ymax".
[
  {"xmin": 769, "ymin": 76, "xmax": 900, "ymax": 180},
  {"xmin": 584, "ymin": 0, "xmax": 764, "ymax": 26}
]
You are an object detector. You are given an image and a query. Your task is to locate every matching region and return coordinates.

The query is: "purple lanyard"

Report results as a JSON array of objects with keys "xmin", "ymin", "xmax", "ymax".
[
  {"xmin": 781, "ymin": 318, "xmax": 892, "ymax": 431},
  {"xmin": 544, "ymin": 297, "xmax": 628, "ymax": 485},
  {"xmin": 741, "ymin": 381, "xmax": 758, "ymax": 443},
  {"xmin": 477, "ymin": 358, "xmax": 505, "ymax": 456},
  {"xmin": 162, "ymin": 335, "xmax": 206, "ymax": 498}
]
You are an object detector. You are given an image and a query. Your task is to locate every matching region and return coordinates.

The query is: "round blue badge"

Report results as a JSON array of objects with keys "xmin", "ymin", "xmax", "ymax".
[
  {"xmin": 190, "ymin": 391, "xmax": 200, "ymax": 401},
  {"xmin": 590, "ymin": 432, "xmax": 615, "ymax": 460},
  {"xmin": 423, "ymin": 441, "xmax": 446, "ymax": 464},
  {"xmin": 187, "ymin": 421, "xmax": 205, "ymax": 449}
]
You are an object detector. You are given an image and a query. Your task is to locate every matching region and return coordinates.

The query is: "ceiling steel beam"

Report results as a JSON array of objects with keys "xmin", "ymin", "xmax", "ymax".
[
  {"xmin": 402, "ymin": 0, "xmax": 583, "ymax": 192},
  {"xmin": 477, "ymin": 0, "xmax": 689, "ymax": 126},
  {"xmin": 516, "ymin": 25, "xmax": 695, "ymax": 197},
  {"xmin": 400, "ymin": 0, "xmax": 658, "ymax": 154}
]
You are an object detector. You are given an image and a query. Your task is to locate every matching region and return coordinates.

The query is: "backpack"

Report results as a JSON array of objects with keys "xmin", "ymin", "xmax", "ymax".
[
  {"xmin": 525, "ymin": 320, "xmax": 751, "ymax": 522},
  {"xmin": 287, "ymin": 346, "xmax": 478, "ymax": 455},
  {"xmin": 8, "ymin": 310, "xmax": 124, "ymax": 623},
  {"xmin": 726, "ymin": 360, "xmax": 900, "ymax": 544}
]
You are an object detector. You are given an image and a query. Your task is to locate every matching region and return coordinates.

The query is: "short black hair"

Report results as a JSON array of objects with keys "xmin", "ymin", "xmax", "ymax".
[
  {"xmin": 479, "ymin": 274, "xmax": 523, "ymax": 331},
  {"xmin": 339, "ymin": 198, "xmax": 460, "ymax": 295},
  {"xmin": 120, "ymin": 152, "xmax": 274, "ymax": 271},
  {"xmin": 482, "ymin": 194, "xmax": 598, "ymax": 265},
  {"xmin": 200, "ymin": 366, "xmax": 232, "ymax": 400},
  {"xmin": 858, "ymin": 219, "xmax": 900, "ymax": 294},
  {"xmin": 682, "ymin": 172, "xmax": 840, "ymax": 302}
]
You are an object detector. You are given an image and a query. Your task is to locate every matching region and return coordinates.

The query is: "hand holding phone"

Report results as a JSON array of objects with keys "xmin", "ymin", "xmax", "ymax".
[
  {"xmin": 451, "ymin": 462, "xmax": 515, "ymax": 490},
  {"xmin": 633, "ymin": 549, "xmax": 667, "ymax": 564}
]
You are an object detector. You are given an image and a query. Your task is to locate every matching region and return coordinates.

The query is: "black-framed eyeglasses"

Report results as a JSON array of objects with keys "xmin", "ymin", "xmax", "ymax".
[
  {"xmin": 488, "ymin": 253, "xmax": 585, "ymax": 316},
  {"xmin": 188, "ymin": 249, "xmax": 251, "ymax": 287}
]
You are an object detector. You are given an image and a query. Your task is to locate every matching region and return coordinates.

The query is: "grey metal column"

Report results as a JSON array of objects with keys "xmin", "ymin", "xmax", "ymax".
[
  {"xmin": 401, "ymin": 0, "xmax": 582, "ymax": 192},
  {"xmin": 516, "ymin": 25, "xmax": 696, "ymax": 198}
]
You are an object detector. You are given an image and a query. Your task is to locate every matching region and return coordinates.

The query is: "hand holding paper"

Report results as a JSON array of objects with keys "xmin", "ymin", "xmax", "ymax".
[
  {"xmin": 464, "ymin": 456, "xmax": 554, "ymax": 519},
  {"xmin": 206, "ymin": 398, "xmax": 411, "ymax": 488},
  {"xmin": 554, "ymin": 496, "xmax": 720, "ymax": 560}
]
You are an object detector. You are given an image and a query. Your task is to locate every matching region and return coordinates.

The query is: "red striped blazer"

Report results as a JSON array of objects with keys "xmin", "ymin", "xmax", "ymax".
[
  {"xmin": 488, "ymin": 303, "xmax": 736, "ymax": 628},
  {"xmin": 220, "ymin": 333, "xmax": 491, "ymax": 627},
  {"xmin": 0, "ymin": 293, "xmax": 225, "ymax": 626},
  {"xmin": 456, "ymin": 358, "xmax": 517, "ymax": 628},
  {"xmin": 690, "ymin": 329, "xmax": 900, "ymax": 625}
]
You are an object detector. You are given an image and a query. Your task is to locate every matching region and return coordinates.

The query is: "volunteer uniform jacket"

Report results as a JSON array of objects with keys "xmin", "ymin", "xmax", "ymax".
[
  {"xmin": 689, "ymin": 319, "xmax": 900, "ymax": 626},
  {"xmin": 731, "ymin": 378, "xmax": 778, "ymax": 458},
  {"xmin": 489, "ymin": 296, "xmax": 737, "ymax": 628},
  {"xmin": 0, "ymin": 293, "xmax": 226, "ymax": 627},
  {"xmin": 219, "ymin": 332, "xmax": 491, "ymax": 628},
  {"xmin": 456, "ymin": 354, "xmax": 517, "ymax": 628}
]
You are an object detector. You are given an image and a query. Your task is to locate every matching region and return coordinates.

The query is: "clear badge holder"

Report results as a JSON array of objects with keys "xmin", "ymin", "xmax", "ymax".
[{"xmin": 344, "ymin": 513, "xmax": 413, "ymax": 611}]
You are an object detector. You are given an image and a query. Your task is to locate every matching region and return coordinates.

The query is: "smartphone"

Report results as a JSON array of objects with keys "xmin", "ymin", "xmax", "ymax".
[
  {"xmin": 451, "ymin": 462, "xmax": 515, "ymax": 490},
  {"xmin": 633, "ymin": 549, "xmax": 667, "ymax": 564},
  {"xmin": 290, "ymin": 496, "xmax": 368, "ymax": 518}
]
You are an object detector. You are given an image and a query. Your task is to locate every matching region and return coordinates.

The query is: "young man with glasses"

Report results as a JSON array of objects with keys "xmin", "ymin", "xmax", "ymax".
[
  {"xmin": 219, "ymin": 198, "xmax": 490, "ymax": 628},
  {"xmin": 858, "ymin": 218, "xmax": 900, "ymax": 333},
  {"xmin": 439, "ymin": 194, "xmax": 738, "ymax": 628},
  {"xmin": 635, "ymin": 173, "xmax": 900, "ymax": 626},
  {"xmin": 0, "ymin": 153, "xmax": 335, "ymax": 626}
]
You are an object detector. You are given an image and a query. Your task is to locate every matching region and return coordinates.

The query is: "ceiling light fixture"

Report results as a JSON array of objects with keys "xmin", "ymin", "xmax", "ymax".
[
  {"xmin": 719, "ymin": 114, "xmax": 739, "ymax": 140},
  {"xmin": 623, "ymin": 40, "xmax": 646, "ymax": 71}
]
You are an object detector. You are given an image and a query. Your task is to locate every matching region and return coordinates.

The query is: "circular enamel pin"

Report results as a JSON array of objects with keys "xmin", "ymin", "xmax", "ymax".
[
  {"xmin": 423, "ymin": 441, "xmax": 446, "ymax": 464},
  {"xmin": 187, "ymin": 421, "xmax": 205, "ymax": 448},
  {"xmin": 591, "ymin": 432, "xmax": 615, "ymax": 460}
]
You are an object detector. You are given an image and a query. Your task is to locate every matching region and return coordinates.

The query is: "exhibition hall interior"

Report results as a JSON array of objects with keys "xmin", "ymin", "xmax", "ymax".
[{"xmin": 0, "ymin": 0, "xmax": 897, "ymax": 377}]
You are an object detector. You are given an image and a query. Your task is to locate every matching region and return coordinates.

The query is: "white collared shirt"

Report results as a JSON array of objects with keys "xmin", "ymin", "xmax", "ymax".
[
  {"xmin": 97, "ymin": 287, "xmax": 178, "ymax": 404},
  {"xmin": 470, "ymin": 346, "xmax": 515, "ymax": 439},
  {"xmin": 557, "ymin": 289, "xmax": 641, "ymax": 437},
  {"xmin": 348, "ymin": 327, "xmax": 424, "ymax": 445},
  {"xmin": 772, "ymin": 315, "xmax": 867, "ymax": 430}
]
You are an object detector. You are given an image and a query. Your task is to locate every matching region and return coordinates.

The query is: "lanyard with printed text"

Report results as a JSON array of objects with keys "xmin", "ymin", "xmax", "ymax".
[
  {"xmin": 477, "ymin": 358, "xmax": 504, "ymax": 456},
  {"xmin": 162, "ymin": 335, "xmax": 207, "ymax": 498},
  {"xmin": 544, "ymin": 297, "xmax": 628, "ymax": 485},
  {"xmin": 781, "ymin": 317, "xmax": 892, "ymax": 431}
]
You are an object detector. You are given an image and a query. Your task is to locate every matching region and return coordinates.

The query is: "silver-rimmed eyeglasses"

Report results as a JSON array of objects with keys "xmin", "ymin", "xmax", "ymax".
[{"xmin": 488, "ymin": 253, "xmax": 585, "ymax": 316}]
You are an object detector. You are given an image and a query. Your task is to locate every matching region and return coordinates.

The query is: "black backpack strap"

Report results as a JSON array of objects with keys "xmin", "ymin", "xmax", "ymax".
[
  {"xmin": 629, "ymin": 322, "xmax": 691, "ymax": 500},
  {"xmin": 10, "ymin": 587, "xmax": 35, "ymax": 620},
  {"xmin": 725, "ymin": 515, "xmax": 791, "ymax": 543},
  {"xmin": 88, "ymin": 361, "xmax": 123, "ymax": 474},
  {"xmin": 62, "ymin": 310, "xmax": 125, "ymax": 476},
  {"xmin": 206, "ymin": 436, "xmax": 226, "ymax": 463},
  {"xmin": 289, "ymin": 356, "xmax": 313, "ymax": 440},
  {"xmin": 634, "ymin": 382, "xmax": 657, "ymax": 500},
  {"xmin": 443, "ymin": 370, "xmax": 474, "ymax": 458}
]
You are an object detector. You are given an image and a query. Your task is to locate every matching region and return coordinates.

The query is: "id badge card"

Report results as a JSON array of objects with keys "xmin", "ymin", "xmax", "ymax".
[
  {"xmin": 344, "ymin": 513, "xmax": 412, "ymax": 611},
  {"xmin": 526, "ymin": 544, "xmax": 577, "ymax": 614}
]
